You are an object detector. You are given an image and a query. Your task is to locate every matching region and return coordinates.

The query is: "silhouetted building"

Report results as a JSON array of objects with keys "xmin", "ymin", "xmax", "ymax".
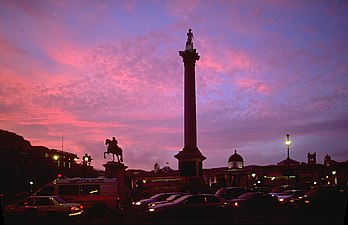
[
  {"xmin": 0, "ymin": 129, "xmax": 100, "ymax": 196},
  {"xmin": 153, "ymin": 162, "xmax": 160, "ymax": 173},
  {"xmin": 2, "ymin": 129, "xmax": 348, "ymax": 201},
  {"xmin": 277, "ymin": 158, "xmax": 300, "ymax": 166},
  {"xmin": 307, "ymin": 152, "xmax": 316, "ymax": 165},
  {"xmin": 126, "ymin": 147, "xmax": 348, "ymax": 199},
  {"xmin": 324, "ymin": 153, "xmax": 338, "ymax": 166}
]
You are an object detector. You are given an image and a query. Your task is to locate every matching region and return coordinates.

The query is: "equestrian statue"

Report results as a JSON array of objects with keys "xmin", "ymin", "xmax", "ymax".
[{"xmin": 104, "ymin": 137, "xmax": 123, "ymax": 163}]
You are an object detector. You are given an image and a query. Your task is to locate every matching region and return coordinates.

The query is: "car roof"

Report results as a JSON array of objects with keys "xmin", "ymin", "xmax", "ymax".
[
  {"xmin": 28, "ymin": 195, "xmax": 59, "ymax": 198},
  {"xmin": 225, "ymin": 187, "xmax": 246, "ymax": 190}
]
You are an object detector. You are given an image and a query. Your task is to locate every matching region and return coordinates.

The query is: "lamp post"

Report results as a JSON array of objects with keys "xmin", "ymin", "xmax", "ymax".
[
  {"xmin": 332, "ymin": 170, "xmax": 337, "ymax": 185},
  {"xmin": 83, "ymin": 154, "xmax": 89, "ymax": 165},
  {"xmin": 285, "ymin": 134, "xmax": 292, "ymax": 185}
]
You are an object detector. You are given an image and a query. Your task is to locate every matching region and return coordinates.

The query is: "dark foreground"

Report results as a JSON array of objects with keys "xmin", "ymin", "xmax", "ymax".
[{"xmin": 2, "ymin": 205, "xmax": 347, "ymax": 225}]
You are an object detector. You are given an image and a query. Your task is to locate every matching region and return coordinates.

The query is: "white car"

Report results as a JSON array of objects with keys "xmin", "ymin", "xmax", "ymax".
[
  {"xmin": 277, "ymin": 190, "xmax": 307, "ymax": 205},
  {"xmin": 147, "ymin": 194, "xmax": 227, "ymax": 217},
  {"xmin": 4, "ymin": 195, "xmax": 84, "ymax": 217},
  {"xmin": 148, "ymin": 193, "xmax": 189, "ymax": 207}
]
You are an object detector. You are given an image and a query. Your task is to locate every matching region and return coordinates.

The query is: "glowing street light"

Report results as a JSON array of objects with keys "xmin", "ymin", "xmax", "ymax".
[
  {"xmin": 285, "ymin": 134, "xmax": 291, "ymax": 159},
  {"xmin": 53, "ymin": 155, "xmax": 59, "ymax": 161},
  {"xmin": 285, "ymin": 134, "xmax": 291, "ymax": 185},
  {"xmin": 332, "ymin": 171, "xmax": 337, "ymax": 185},
  {"xmin": 82, "ymin": 153, "xmax": 92, "ymax": 166}
]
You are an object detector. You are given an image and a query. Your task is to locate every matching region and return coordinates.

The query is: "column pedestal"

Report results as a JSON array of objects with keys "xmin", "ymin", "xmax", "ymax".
[{"xmin": 103, "ymin": 161, "xmax": 129, "ymax": 204}]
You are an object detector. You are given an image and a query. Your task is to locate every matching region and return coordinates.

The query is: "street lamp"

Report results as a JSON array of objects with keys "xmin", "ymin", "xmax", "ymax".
[
  {"xmin": 332, "ymin": 171, "xmax": 337, "ymax": 185},
  {"xmin": 53, "ymin": 155, "xmax": 59, "ymax": 161},
  {"xmin": 83, "ymin": 153, "xmax": 92, "ymax": 166},
  {"xmin": 285, "ymin": 134, "xmax": 291, "ymax": 159},
  {"xmin": 83, "ymin": 153, "xmax": 89, "ymax": 166},
  {"xmin": 285, "ymin": 134, "xmax": 291, "ymax": 185}
]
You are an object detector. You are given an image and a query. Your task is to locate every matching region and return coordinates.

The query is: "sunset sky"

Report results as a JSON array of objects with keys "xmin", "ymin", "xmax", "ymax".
[{"xmin": 1, "ymin": 0, "xmax": 347, "ymax": 171}]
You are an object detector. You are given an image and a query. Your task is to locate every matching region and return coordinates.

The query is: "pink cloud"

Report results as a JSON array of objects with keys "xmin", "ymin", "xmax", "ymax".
[{"xmin": 235, "ymin": 78, "xmax": 271, "ymax": 95}]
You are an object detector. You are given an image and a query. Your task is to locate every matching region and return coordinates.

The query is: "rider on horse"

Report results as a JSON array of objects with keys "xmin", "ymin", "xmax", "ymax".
[
  {"xmin": 105, "ymin": 137, "xmax": 123, "ymax": 162},
  {"xmin": 109, "ymin": 137, "xmax": 118, "ymax": 150}
]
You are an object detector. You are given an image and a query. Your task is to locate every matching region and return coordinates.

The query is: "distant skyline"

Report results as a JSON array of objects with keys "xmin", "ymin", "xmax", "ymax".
[{"xmin": 1, "ymin": 0, "xmax": 347, "ymax": 171}]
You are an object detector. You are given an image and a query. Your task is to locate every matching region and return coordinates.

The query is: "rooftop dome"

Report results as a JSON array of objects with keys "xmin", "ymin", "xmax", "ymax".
[
  {"xmin": 228, "ymin": 150, "xmax": 243, "ymax": 162},
  {"xmin": 228, "ymin": 150, "xmax": 244, "ymax": 169}
]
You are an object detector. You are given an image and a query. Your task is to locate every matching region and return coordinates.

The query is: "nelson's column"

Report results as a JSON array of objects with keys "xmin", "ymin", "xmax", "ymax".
[{"xmin": 175, "ymin": 29, "xmax": 206, "ymax": 189}]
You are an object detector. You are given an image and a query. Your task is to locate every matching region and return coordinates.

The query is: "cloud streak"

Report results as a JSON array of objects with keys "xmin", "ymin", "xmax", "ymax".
[{"xmin": 0, "ymin": 0, "xmax": 347, "ymax": 171}]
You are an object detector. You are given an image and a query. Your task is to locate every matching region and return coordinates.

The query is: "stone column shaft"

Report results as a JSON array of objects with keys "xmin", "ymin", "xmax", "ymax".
[{"xmin": 183, "ymin": 52, "xmax": 198, "ymax": 149}]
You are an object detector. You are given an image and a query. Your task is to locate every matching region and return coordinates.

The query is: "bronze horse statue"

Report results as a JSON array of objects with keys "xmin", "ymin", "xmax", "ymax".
[{"xmin": 104, "ymin": 138, "xmax": 123, "ymax": 162}]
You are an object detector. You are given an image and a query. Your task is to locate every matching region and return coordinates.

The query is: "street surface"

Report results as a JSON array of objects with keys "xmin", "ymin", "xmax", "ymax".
[{"xmin": 3, "ymin": 204, "xmax": 347, "ymax": 225}]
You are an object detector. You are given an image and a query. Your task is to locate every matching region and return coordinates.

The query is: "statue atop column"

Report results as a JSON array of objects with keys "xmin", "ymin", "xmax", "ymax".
[
  {"xmin": 185, "ymin": 28, "xmax": 194, "ymax": 51},
  {"xmin": 104, "ymin": 137, "xmax": 123, "ymax": 163}
]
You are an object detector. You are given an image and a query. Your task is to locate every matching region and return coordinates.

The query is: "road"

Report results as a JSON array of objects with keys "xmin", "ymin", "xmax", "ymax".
[{"xmin": 3, "ymin": 205, "xmax": 347, "ymax": 225}]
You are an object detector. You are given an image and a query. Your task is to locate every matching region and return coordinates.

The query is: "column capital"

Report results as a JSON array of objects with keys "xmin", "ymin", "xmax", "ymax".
[{"xmin": 179, "ymin": 49, "xmax": 200, "ymax": 63}]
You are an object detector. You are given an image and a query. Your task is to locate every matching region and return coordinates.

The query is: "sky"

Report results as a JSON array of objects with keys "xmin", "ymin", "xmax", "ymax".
[{"xmin": 0, "ymin": 0, "xmax": 348, "ymax": 171}]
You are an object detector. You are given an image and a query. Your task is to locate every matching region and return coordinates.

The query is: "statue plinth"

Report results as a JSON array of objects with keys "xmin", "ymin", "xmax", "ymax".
[
  {"xmin": 103, "ymin": 161, "xmax": 127, "ymax": 178},
  {"xmin": 175, "ymin": 148, "xmax": 206, "ymax": 177},
  {"xmin": 103, "ymin": 161, "xmax": 129, "ymax": 204}
]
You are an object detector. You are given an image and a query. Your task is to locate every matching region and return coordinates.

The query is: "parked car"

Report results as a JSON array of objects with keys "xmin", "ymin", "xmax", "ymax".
[
  {"xmin": 148, "ymin": 193, "xmax": 189, "ymax": 207},
  {"xmin": 229, "ymin": 192, "xmax": 279, "ymax": 210},
  {"xmin": 277, "ymin": 189, "xmax": 307, "ymax": 205},
  {"xmin": 294, "ymin": 186, "xmax": 348, "ymax": 209},
  {"xmin": 147, "ymin": 194, "xmax": 227, "ymax": 217},
  {"xmin": 268, "ymin": 185, "xmax": 294, "ymax": 197},
  {"xmin": 132, "ymin": 192, "xmax": 186, "ymax": 210},
  {"xmin": 250, "ymin": 186, "xmax": 271, "ymax": 194},
  {"xmin": 215, "ymin": 187, "xmax": 247, "ymax": 200},
  {"xmin": 4, "ymin": 195, "xmax": 84, "ymax": 217}
]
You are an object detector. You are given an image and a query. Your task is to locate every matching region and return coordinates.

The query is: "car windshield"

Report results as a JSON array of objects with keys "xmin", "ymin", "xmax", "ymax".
[
  {"xmin": 237, "ymin": 193, "xmax": 253, "ymax": 199},
  {"xmin": 53, "ymin": 196, "xmax": 67, "ymax": 203},
  {"xmin": 150, "ymin": 193, "xmax": 165, "ymax": 199},
  {"xmin": 270, "ymin": 187, "xmax": 284, "ymax": 193},
  {"xmin": 215, "ymin": 188, "xmax": 226, "ymax": 196},
  {"xmin": 280, "ymin": 190, "xmax": 296, "ymax": 195},
  {"xmin": 173, "ymin": 195, "xmax": 190, "ymax": 203},
  {"xmin": 166, "ymin": 194, "xmax": 181, "ymax": 201}
]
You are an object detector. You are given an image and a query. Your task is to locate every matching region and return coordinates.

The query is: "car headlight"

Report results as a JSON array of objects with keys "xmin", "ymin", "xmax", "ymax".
[
  {"xmin": 149, "ymin": 208, "xmax": 155, "ymax": 212},
  {"xmin": 132, "ymin": 201, "xmax": 141, "ymax": 206}
]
